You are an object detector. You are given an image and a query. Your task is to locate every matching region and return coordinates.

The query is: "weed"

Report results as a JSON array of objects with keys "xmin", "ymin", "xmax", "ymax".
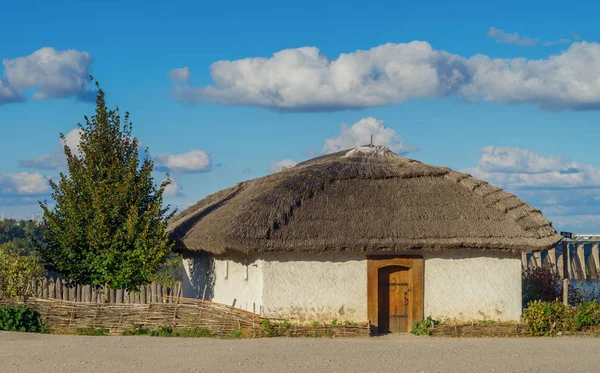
[
  {"xmin": 330, "ymin": 319, "xmax": 338, "ymax": 326},
  {"xmin": 228, "ymin": 330, "xmax": 243, "ymax": 338},
  {"xmin": 75, "ymin": 327, "xmax": 109, "ymax": 336},
  {"xmin": 411, "ymin": 316, "xmax": 439, "ymax": 336},
  {"xmin": 280, "ymin": 321, "xmax": 293, "ymax": 329},
  {"xmin": 122, "ymin": 325, "xmax": 151, "ymax": 336}
]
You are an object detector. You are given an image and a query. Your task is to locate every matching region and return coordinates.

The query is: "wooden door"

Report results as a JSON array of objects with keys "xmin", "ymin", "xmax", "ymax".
[
  {"xmin": 367, "ymin": 256, "xmax": 423, "ymax": 334},
  {"xmin": 377, "ymin": 266, "xmax": 410, "ymax": 333}
]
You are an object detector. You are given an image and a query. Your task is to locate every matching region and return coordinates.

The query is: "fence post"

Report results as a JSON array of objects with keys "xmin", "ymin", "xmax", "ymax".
[
  {"xmin": 562, "ymin": 241, "xmax": 569, "ymax": 306},
  {"xmin": 116, "ymin": 289, "xmax": 123, "ymax": 304}
]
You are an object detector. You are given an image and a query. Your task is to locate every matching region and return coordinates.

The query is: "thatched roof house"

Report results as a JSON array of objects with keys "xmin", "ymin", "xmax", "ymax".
[{"xmin": 169, "ymin": 146, "xmax": 562, "ymax": 333}]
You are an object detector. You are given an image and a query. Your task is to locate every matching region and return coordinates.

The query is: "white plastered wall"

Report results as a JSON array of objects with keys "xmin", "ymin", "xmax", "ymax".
[
  {"xmin": 260, "ymin": 252, "xmax": 368, "ymax": 323},
  {"xmin": 182, "ymin": 251, "xmax": 263, "ymax": 313},
  {"xmin": 182, "ymin": 249, "xmax": 522, "ymax": 323},
  {"xmin": 421, "ymin": 250, "xmax": 522, "ymax": 322}
]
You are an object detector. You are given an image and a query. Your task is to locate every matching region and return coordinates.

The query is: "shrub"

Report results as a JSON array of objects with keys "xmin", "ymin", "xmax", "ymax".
[
  {"xmin": 522, "ymin": 267, "xmax": 581, "ymax": 306},
  {"xmin": 0, "ymin": 245, "xmax": 42, "ymax": 300},
  {"xmin": 0, "ymin": 306, "xmax": 43, "ymax": 332},
  {"xmin": 411, "ymin": 316, "xmax": 439, "ymax": 336},
  {"xmin": 523, "ymin": 301, "xmax": 576, "ymax": 336},
  {"xmin": 522, "ymin": 267, "xmax": 561, "ymax": 306},
  {"xmin": 575, "ymin": 301, "xmax": 600, "ymax": 330}
]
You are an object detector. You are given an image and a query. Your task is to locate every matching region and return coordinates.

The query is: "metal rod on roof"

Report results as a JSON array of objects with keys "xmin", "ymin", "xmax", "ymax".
[{"xmin": 370, "ymin": 134, "xmax": 373, "ymax": 147}]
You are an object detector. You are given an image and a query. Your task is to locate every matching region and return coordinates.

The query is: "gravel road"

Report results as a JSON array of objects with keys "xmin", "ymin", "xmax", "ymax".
[{"xmin": 1, "ymin": 331, "xmax": 599, "ymax": 373}]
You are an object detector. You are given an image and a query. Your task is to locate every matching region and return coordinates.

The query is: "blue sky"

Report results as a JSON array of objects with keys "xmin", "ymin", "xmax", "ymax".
[{"xmin": 1, "ymin": 0, "xmax": 599, "ymax": 232}]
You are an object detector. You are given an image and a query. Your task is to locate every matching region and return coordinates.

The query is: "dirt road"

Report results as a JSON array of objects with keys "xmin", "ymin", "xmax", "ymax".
[{"xmin": 1, "ymin": 332, "xmax": 598, "ymax": 373}]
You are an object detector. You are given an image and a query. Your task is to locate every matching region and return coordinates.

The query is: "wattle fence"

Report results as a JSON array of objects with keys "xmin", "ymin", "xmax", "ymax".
[{"xmin": 28, "ymin": 277, "xmax": 182, "ymax": 304}]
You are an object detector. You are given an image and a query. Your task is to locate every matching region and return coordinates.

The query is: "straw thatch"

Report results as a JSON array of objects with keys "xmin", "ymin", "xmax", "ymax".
[{"xmin": 168, "ymin": 146, "xmax": 562, "ymax": 254}]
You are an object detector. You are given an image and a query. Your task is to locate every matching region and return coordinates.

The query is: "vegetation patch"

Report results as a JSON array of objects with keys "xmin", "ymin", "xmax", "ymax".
[
  {"xmin": 75, "ymin": 327, "xmax": 109, "ymax": 336},
  {"xmin": 411, "ymin": 316, "xmax": 440, "ymax": 336},
  {"xmin": 0, "ymin": 306, "xmax": 44, "ymax": 333}
]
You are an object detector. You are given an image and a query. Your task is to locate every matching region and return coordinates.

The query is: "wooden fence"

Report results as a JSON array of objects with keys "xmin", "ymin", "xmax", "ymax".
[
  {"xmin": 522, "ymin": 242, "xmax": 600, "ymax": 281},
  {"xmin": 28, "ymin": 277, "xmax": 182, "ymax": 304}
]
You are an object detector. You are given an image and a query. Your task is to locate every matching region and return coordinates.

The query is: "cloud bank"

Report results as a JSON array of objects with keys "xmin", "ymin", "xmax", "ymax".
[
  {"xmin": 170, "ymin": 41, "xmax": 600, "ymax": 112},
  {"xmin": 463, "ymin": 146, "xmax": 600, "ymax": 232}
]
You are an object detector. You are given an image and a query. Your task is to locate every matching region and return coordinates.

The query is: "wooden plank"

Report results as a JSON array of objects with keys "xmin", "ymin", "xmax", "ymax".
[
  {"xmin": 56, "ymin": 278, "xmax": 62, "ymax": 300},
  {"xmin": 156, "ymin": 284, "xmax": 162, "ymax": 303},
  {"xmin": 116, "ymin": 289, "xmax": 123, "ymax": 304},
  {"xmin": 48, "ymin": 278, "xmax": 56, "ymax": 299},
  {"xmin": 41, "ymin": 278, "xmax": 48, "ymax": 299},
  {"xmin": 140, "ymin": 285, "xmax": 147, "ymax": 304},
  {"xmin": 151, "ymin": 283, "xmax": 157, "ymax": 303}
]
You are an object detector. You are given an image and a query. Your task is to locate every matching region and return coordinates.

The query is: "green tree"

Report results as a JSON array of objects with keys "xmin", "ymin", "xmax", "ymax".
[{"xmin": 37, "ymin": 79, "xmax": 175, "ymax": 298}]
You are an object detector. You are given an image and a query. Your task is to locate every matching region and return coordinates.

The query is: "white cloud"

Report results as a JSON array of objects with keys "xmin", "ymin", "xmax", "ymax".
[
  {"xmin": 163, "ymin": 177, "xmax": 183, "ymax": 197},
  {"xmin": 0, "ymin": 78, "xmax": 24, "ymax": 104},
  {"xmin": 463, "ymin": 146, "xmax": 600, "ymax": 232},
  {"xmin": 487, "ymin": 27, "xmax": 539, "ymax": 46},
  {"xmin": 154, "ymin": 150, "xmax": 212, "ymax": 173},
  {"xmin": 168, "ymin": 67, "xmax": 191, "ymax": 83},
  {"xmin": 548, "ymin": 215, "xmax": 600, "ymax": 233},
  {"xmin": 464, "ymin": 147, "xmax": 600, "ymax": 189},
  {"xmin": 268, "ymin": 159, "xmax": 297, "ymax": 173},
  {"xmin": 0, "ymin": 173, "xmax": 50, "ymax": 195},
  {"xmin": 542, "ymin": 38, "xmax": 572, "ymax": 47},
  {"xmin": 2, "ymin": 47, "xmax": 94, "ymax": 103},
  {"xmin": 18, "ymin": 128, "xmax": 82, "ymax": 170},
  {"xmin": 477, "ymin": 146, "xmax": 579, "ymax": 174},
  {"xmin": 322, "ymin": 117, "xmax": 417, "ymax": 154},
  {"xmin": 170, "ymin": 41, "xmax": 600, "ymax": 112}
]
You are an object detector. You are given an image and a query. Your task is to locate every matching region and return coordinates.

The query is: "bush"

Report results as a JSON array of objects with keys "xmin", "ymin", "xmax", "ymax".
[
  {"xmin": 0, "ymin": 245, "xmax": 42, "ymax": 300},
  {"xmin": 523, "ymin": 301, "xmax": 576, "ymax": 336},
  {"xmin": 522, "ymin": 267, "xmax": 581, "ymax": 306},
  {"xmin": 575, "ymin": 301, "xmax": 600, "ymax": 330},
  {"xmin": 411, "ymin": 316, "xmax": 439, "ymax": 336},
  {"xmin": 0, "ymin": 306, "xmax": 44, "ymax": 332}
]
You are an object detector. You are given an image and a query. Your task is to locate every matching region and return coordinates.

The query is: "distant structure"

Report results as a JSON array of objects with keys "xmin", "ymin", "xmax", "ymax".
[{"xmin": 522, "ymin": 234, "xmax": 600, "ymax": 280}]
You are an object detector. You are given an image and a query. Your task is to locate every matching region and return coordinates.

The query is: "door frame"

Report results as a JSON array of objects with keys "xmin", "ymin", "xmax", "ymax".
[{"xmin": 367, "ymin": 255, "xmax": 424, "ymax": 334}]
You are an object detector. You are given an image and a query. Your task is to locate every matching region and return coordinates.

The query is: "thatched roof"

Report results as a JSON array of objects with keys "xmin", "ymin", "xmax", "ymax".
[{"xmin": 168, "ymin": 146, "xmax": 562, "ymax": 254}]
